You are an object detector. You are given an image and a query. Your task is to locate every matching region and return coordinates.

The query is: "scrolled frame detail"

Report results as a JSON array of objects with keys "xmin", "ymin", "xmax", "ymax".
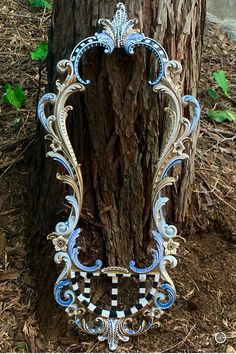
[{"xmin": 38, "ymin": 3, "xmax": 200, "ymax": 351}]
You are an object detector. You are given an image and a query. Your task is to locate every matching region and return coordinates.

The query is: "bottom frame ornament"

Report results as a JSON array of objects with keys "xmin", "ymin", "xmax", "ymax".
[{"xmin": 54, "ymin": 253, "xmax": 177, "ymax": 350}]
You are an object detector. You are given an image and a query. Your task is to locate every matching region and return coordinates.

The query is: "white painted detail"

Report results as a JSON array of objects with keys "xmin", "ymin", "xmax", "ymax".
[
  {"xmin": 150, "ymin": 288, "xmax": 156, "ymax": 295},
  {"xmin": 78, "ymin": 294, "xmax": 84, "ymax": 302},
  {"xmin": 88, "ymin": 303, "xmax": 96, "ymax": 312},
  {"xmin": 139, "ymin": 298, "xmax": 148, "ymax": 306},
  {"xmin": 84, "ymin": 287, "xmax": 91, "ymax": 293},
  {"xmin": 93, "ymin": 272, "xmax": 100, "ymax": 277},
  {"xmin": 72, "ymin": 283, "xmax": 79, "ymax": 291},
  {"xmin": 116, "ymin": 310, "xmax": 125, "ymax": 319},
  {"xmin": 139, "ymin": 287, "xmax": 146, "ymax": 294},
  {"xmin": 101, "ymin": 309, "xmax": 110, "ymax": 318},
  {"xmin": 130, "ymin": 307, "xmax": 138, "ymax": 314}
]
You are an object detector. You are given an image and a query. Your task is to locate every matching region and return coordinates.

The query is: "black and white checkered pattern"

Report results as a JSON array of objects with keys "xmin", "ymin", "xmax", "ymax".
[
  {"xmin": 70, "ymin": 271, "xmax": 159, "ymax": 319},
  {"xmin": 138, "ymin": 274, "xmax": 146, "ymax": 303},
  {"xmin": 83, "ymin": 274, "xmax": 91, "ymax": 300},
  {"xmin": 111, "ymin": 275, "xmax": 118, "ymax": 310}
]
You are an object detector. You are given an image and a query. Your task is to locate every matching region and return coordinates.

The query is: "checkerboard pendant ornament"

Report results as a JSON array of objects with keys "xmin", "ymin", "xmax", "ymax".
[{"xmin": 38, "ymin": 3, "xmax": 200, "ymax": 351}]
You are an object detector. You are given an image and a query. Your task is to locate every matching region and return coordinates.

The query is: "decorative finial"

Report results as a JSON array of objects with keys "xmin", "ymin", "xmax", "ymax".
[{"xmin": 98, "ymin": 2, "xmax": 138, "ymax": 48}]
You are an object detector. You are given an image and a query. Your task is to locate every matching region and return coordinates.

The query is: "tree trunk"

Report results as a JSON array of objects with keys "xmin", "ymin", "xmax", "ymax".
[{"xmin": 29, "ymin": 0, "xmax": 206, "ymax": 338}]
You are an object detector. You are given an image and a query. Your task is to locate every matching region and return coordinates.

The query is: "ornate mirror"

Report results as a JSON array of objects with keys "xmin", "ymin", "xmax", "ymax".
[{"xmin": 38, "ymin": 3, "xmax": 200, "ymax": 350}]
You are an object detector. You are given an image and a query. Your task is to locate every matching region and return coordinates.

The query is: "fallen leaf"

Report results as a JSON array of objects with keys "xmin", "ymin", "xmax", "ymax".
[{"xmin": 226, "ymin": 345, "xmax": 236, "ymax": 353}]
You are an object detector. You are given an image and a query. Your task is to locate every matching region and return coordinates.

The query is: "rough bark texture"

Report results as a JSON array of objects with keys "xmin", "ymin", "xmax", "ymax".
[{"xmin": 29, "ymin": 0, "xmax": 206, "ymax": 337}]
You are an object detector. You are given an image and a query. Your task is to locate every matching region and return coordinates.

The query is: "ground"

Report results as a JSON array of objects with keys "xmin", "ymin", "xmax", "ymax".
[{"xmin": 0, "ymin": 1, "xmax": 236, "ymax": 353}]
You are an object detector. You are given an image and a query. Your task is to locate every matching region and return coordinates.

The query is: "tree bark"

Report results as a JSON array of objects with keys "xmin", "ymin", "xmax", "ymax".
[{"xmin": 29, "ymin": 0, "xmax": 206, "ymax": 337}]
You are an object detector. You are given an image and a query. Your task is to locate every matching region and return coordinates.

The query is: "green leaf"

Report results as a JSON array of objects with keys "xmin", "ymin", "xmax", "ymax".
[
  {"xmin": 207, "ymin": 110, "xmax": 236, "ymax": 123},
  {"xmin": 28, "ymin": 0, "xmax": 53, "ymax": 10},
  {"xmin": 15, "ymin": 342, "xmax": 28, "ymax": 351},
  {"xmin": 31, "ymin": 41, "xmax": 48, "ymax": 61},
  {"xmin": 3, "ymin": 83, "xmax": 26, "ymax": 109},
  {"xmin": 212, "ymin": 70, "xmax": 230, "ymax": 98},
  {"xmin": 207, "ymin": 88, "xmax": 219, "ymax": 100}
]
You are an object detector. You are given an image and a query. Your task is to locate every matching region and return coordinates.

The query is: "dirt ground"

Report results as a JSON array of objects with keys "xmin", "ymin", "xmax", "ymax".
[{"xmin": 0, "ymin": 1, "xmax": 236, "ymax": 353}]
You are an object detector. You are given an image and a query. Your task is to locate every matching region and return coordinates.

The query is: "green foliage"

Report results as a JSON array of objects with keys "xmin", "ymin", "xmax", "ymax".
[
  {"xmin": 31, "ymin": 41, "xmax": 48, "ymax": 61},
  {"xmin": 3, "ymin": 83, "xmax": 26, "ymax": 109},
  {"xmin": 207, "ymin": 110, "xmax": 236, "ymax": 123},
  {"xmin": 207, "ymin": 88, "xmax": 219, "ymax": 100},
  {"xmin": 28, "ymin": 0, "xmax": 53, "ymax": 10},
  {"xmin": 15, "ymin": 342, "xmax": 28, "ymax": 352},
  {"xmin": 206, "ymin": 70, "xmax": 235, "ymax": 123},
  {"xmin": 212, "ymin": 70, "xmax": 230, "ymax": 98}
]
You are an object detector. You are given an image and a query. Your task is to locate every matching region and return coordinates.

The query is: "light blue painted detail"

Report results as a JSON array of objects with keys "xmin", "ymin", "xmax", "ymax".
[
  {"xmin": 71, "ymin": 33, "xmax": 115, "ymax": 85},
  {"xmin": 54, "ymin": 279, "xmax": 75, "ymax": 307},
  {"xmin": 70, "ymin": 23, "xmax": 169, "ymax": 86},
  {"xmin": 55, "ymin": 195, "xmax": 80, "ymax": 237},
  {"xmin": 75, "ymin": 319, "xmax": 81, "ymax": 327},
  {"xmin": 54, "ymin": 252, "xmax": 72, "ymax": 284},
  {"xmin": 161, "ymin": 158, "xmax": 184, "ymax": 179},
  {"xmin": 124, "ymin": 32, "xmax": 168, "ymax": 85},
  {"xmin": 183, "ymin": 95, "xmax": 201, "ymax": 133},
  {"xmin": 37, "ymin": 93, "xmax": 56, "ymax": 131},
  {"xmin": 51, "ymin": 154, "xmax": 74, "ymax": 177},
  {"xmin": 129, "ymin": 231, "xmax": 163, "ymax": 273},
  {"xmin": 68, "ymin": 228, "xmax": 102, "ymax": 272},
  {"xmin": 154, "ymin": 283, "xmax": 176, "ymax": 309},
  {"xmin": 123, "ymin": 31, "xmax": 145, "ymax": 53}
]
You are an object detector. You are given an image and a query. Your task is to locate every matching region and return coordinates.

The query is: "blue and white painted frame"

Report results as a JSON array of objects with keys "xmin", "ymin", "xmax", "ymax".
[{"xmin": 38, "ymin": 3, "xmax": 200, "ymax": 351}]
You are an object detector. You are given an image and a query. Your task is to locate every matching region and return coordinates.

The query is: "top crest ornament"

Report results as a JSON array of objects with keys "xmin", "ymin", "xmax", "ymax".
[
  {"xmin": 38, "ymin": 2, "xmax": 200, "ymax": 351},
  {"xmin": 98, "ymin": 2, "xmax": 138, "ymax": 47}
]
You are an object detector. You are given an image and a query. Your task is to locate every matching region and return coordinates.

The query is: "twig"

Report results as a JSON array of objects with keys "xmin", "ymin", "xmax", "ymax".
[
  {"xmin": 0, "ymin": 52, "xmax": 27, "ymax": 56},
  {"xmin": 213, "ymin": 135, "xmax": 236, "ymax": 149},
  {"xmin": 209, "ymin": 127, "xmax": 236, "ymax": 136},
  {"xmin": 0, "ymin": 110, "xmax": 27, "ymax": 117},
  {"xmin": 219, "ymin": 91, "xmax": 236, "ymax": 107},
  {"xmin": 0, "ymin": 138, "xmax": 35, "ymax": 180},
  {"xmin": 0, "ymin": 208, "xmax": 21, "ymax": 217},
  {"xmin": 193, "ymin": 178, "xmax": 219, "ymax": 194},
  {"xmin": 162, "ymin": 324, "xmax": 196, "ymax": 352},
  {"xmin": 196, "ymin": 171, "xmax": 236, "ymax": 213},
  {"xmin": 0, "ymin": 13, "xmax": 41, "ymax": 19},
  {"xmin": 0, "ymin": 156, "xmax": 24, "ymax": 171},
  {"xmin": 17, "ymin": 112, "xmax": 31, "ymax": 138},
  {"xmin": 0, "ymin": 134, "xmax": 35, "ymax": 150}
]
